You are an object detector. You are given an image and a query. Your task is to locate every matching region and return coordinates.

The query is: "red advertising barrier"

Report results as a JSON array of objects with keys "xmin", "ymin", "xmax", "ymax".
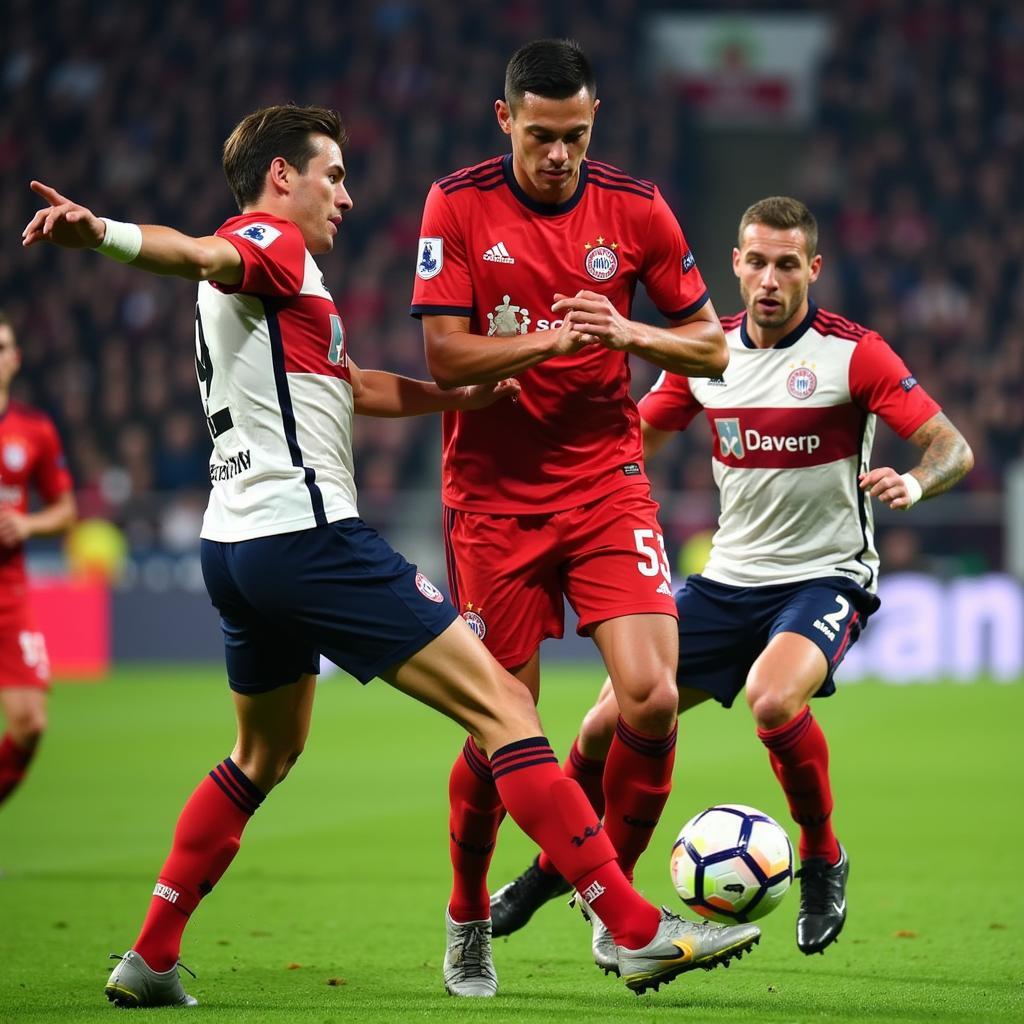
[{"xmin": 29, "ymin": 579, "xmax": 110, "ymax": 680}]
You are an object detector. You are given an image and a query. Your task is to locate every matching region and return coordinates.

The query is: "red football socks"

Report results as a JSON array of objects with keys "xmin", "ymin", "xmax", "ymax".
[
  {"xmin": 447, "ymin": 738, "xmax": 506, "ymax": 923},
  {"xmin": 757, "ymin": 706, "xmax": 840, "ymax": 864},
  {"xmin": 133, "ymin": 758, "xmax": 265, "ymax": 971},
  {"xmin": 537, "ymin": 737, "xmax": 605, "ymax": 877},
  {"xmin": 490, "ymin": 736, "xmax": 660, "ymax": 948},
  {"xmin": 602, "ymin": 717, "xmax": 677, "ymax": 879},
  {"xmin": 0, "ymin": 732, "xmax": 38, "ymax": 806}
]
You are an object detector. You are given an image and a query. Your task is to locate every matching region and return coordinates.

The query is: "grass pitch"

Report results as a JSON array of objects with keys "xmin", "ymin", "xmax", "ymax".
[{"xmin": 0, "ymin": 663, "xmax": 1021, "ymax": 1023}]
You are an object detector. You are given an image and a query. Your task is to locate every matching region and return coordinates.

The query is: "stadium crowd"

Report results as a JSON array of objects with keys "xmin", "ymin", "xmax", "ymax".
[{"xmin": 2, "ymin": 0, "xmax": 1018, "ymax": 560}]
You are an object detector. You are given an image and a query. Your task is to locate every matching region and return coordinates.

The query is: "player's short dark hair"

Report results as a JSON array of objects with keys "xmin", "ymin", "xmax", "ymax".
[
  {"xmin": 505, "ymin": 39, "xmax": 596, "ymax": 110},
  {"xmin": 739, "ymin": 196, "xmax": 819, "ymax": 257},
  {"xmin": 222, "ymin": 104, "xmax": 349, "ymax": 211}
]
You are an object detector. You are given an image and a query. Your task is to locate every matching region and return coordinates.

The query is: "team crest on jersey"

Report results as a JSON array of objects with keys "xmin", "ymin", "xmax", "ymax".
[
  {"xmin": 487, "ymin": 295, "xmax": 531, "ymax": 336},
  {"xmin": 716, "ymin": 418, "xmax": 745, "ymax": 459},
  {"xmin": 2, "ymin": 441, "xmax": 27, "ymax": 472},
  {"xmin": 415, "ymin": 572, "xmax": 444, "ymax": 603},
  {"xmin": 786, "ymin": 365, "xmax": 818, "ymax": 400},
  {"xmin": 234, "ymin": 223, "xmax": 281, "ymax": 249},
  {"xmin": 417, "ymin": 237, "xmax": 443, "ymax": 279},
  {"xmin": 462, "ymin": 604, "xmax": 487, "ymax": 640},
  {"xmin": 584, "ymin": 238, "xmax": 619, "ymax": 281}
]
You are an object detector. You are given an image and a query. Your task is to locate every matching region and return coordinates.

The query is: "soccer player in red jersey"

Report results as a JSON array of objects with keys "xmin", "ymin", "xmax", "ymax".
[
  {"xmin": 0, "ymin": 312, "xmax": 76, "ymax": 813},
  {"xmin": 23, "ymin": 104, "xmax": 758, "ymax": 1007},
  {"xmin": 410, "ymin": 39, "xmax": 729, "ymax": 981},
  {"xmin": 490, "ymin": 197, "xmax": 974, "ymax": 964}
]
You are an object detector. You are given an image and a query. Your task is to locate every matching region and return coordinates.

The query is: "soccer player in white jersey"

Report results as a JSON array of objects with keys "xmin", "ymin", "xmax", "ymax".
[
  {"xmin": 21, "ymin": 104, "xmax": 761, "ymax": 1007},
  {"xmin": 489, "ymin": 196, "xmax": 973, "ymax": 965}
]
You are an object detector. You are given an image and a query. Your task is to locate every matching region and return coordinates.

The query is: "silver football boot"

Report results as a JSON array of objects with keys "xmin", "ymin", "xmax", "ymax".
[
  {"xmin": 573, "ymin": 894, "xmax": 620, "ymax": 975},
  {"xmin": 443, "ymin": 908, "xmax": 498, "ymax": 997},
  {"xmin": 617, "ymin": 909, "xmax": 760, "ymax": 994},
  {"xmin": 104, "ymin": 950, "xmax": 198, "ymax": 1008}
]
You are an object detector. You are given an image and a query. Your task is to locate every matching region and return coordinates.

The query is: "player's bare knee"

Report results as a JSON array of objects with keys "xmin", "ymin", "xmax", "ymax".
[
  {"xmin": 278, "ymin": 737, "xmax": 308, "ymax": 779},
  {"xmin": 474, "ymin": 675, "xmax": 542, "ymax": 751},
  {"xmin": 233, "ymin": 736, "xmax": 305, "ymax": 791},
  {"xmin": 273, "ymin": 748, "xmax": 302, "ymax": 785},
  {"xmin": 619, "ymin": 676, "xmax": 679, "ymax": 735},
  {"xmin": 579, "ymin": 700, "xmax": 615, "ymax": 754},
  {"xmin": 489, "ymin": 702, "xmax": 541, "ymax": 746},
  {"xmin": 749, "ymin": 690, "xmax": 801, "ymax": 731},
  {"xmin": 8, "ymin": 708, "xmax": 46, "ymax": 746}
]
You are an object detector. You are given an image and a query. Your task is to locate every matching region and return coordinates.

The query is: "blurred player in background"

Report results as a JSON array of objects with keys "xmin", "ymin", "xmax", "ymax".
[
  {"xmin": 23, "ymin": 103, "xmax": 759, "ymax": 1008},
  {"xmin": 0, "ymin": 312, "xmax": 76, "ymax": 813},
  {"xmin": 491, "ymin": 196, "xmax": 974, "ymax": 965},
  {"xmin": 411, "ymin": 38, "xmax": 728, "ymax": 986}
]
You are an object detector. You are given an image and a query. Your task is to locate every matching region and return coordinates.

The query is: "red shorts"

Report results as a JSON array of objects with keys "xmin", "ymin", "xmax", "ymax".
[
  {"xmin": 443, "ymin": 485, "xmax": 677, "ymax": 668},
  {"xmin": 0, "ymin": 606, "xmax": 51, "ymax": 690}
]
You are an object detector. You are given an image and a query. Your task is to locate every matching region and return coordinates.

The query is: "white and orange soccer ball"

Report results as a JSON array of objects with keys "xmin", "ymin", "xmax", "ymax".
[{"xmin": 670, "ymin": 803, "xmax": 794, "ymax": 923}]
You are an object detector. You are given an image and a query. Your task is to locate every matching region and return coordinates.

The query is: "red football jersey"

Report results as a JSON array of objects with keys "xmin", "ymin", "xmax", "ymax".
[
  {"xmin": 411, "ymin": 155, "xmax": 709, "ymax": 513},
  {"xmin": 0, "ymin": 402, "xmax": 73, "ymax": 622}
]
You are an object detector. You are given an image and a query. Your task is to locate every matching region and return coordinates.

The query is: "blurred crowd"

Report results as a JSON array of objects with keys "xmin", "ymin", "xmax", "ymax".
[
  {"xmin": 801, "ymin": 2, "xmax": 1023, "ymax": 496},
  {"xmin": 1, "ymin": 0, "xmax": 1019, "ymax": 561}
]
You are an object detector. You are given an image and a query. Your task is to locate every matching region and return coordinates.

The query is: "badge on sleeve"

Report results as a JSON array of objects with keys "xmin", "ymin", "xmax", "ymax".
[
  {"xmin": 417, "ymin": 237, "xmax": 443, "ymax": 279},
  {"xmin": 234, "ymin": 223, "xmax": 282, "ymax": 249},
  {"xmin": 681, "ymin": 249, "xmax": 696, "ymax": 273},
  {"xmin": 3, "ymin": 441, "xmax": 27, "ymax": 472}
]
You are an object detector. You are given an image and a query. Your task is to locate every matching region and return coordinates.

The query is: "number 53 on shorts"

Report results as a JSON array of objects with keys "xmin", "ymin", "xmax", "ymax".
[
  {"xmin": 0, "ymin": 627, "xmax": 51, "ymax": 688},
  {"xmin": 634, "ymin": 528, "xmax": 671, "ymax": 585}
]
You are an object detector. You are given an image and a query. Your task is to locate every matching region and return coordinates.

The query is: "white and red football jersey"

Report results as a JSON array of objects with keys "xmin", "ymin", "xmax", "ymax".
[
  {"xmin": 641, "ymin": 303, "xmax": 940, "ymax": 591},
  {"xmin": 197, "ymin": 213, "xmax": 357, "ymax": 542},
  {"xmin": 0, "ymin": 401, "xmax": 72, "ymax": 624},
  {"xmin": 411, "ymin": 155, "xmax": 708, "ymax": 514}
]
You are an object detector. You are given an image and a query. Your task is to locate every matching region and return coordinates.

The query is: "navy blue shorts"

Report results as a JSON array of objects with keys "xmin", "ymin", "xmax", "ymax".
[
  {"xmin": 675, "ymin": 575, "xmax": 880, "ymax": 708},
  {"xmin": 201, "ymin": 518, "xmax": 459, "ymax": 694}
]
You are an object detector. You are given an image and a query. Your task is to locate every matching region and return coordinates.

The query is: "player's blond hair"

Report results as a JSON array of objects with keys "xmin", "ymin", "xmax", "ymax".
[
  {"xmin": 739, "ymin": 197, "xmax": 818, "ymax": 257},
  {"xmin": 222, "ymin": 104, "xmax": 348, "ymax": 212}
]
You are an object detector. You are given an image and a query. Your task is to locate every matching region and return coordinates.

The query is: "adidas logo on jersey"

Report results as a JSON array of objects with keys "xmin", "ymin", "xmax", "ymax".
[
  {"xmin": 657, "ymin": 581, "xmax": 672, "ymax": 596},
  {"xmin": 482, "ymin": 242, "xmax": 515, "ymax": 264}
]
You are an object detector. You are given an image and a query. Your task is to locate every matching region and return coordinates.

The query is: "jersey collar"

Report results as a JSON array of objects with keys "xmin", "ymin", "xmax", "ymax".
[
  {"xmin": 740, "ymin": 298, "xmax": 818, "ymax": 350},
  {"xmin": 502, "ymin": 153, "xmax": 588, "ymax": 216}
]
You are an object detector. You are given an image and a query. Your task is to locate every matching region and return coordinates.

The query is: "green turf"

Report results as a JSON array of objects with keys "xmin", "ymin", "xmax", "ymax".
[{"xmin": 0, "ymin": 664, "xmax": 1022, "ymax": 1023}]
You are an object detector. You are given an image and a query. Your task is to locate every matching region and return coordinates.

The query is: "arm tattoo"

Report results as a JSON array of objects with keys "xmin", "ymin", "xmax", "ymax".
[{"xmin": 907, "ymin": 412, "xmax": 974, "ymax": 499}]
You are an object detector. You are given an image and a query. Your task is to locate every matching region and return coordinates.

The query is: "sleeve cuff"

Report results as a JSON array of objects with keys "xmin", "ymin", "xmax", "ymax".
[
  {"xmin": 659, "ymin": 289, "xmax": 710, "ymax": 322},
  {"xmin": 409, "ymin": 304, "xmax": 474, "ymax": 320}
]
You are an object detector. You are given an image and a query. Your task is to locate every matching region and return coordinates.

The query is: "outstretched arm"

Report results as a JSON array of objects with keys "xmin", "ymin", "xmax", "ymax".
[
  {"xmin": 22, "ymin": 181, "xmax": 242, "ymax": 285},
  {"xmin": 859, "ymin": 411, "xmax": 974, "ymax": 510},
  {"xmin": 348, "ymin": 358, "xmax": 521, "ymax": 417}
]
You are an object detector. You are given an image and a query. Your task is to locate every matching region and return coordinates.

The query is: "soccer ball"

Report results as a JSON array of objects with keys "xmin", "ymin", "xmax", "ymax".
[{"xmin": 670, "ymin": 803, "xmax": 793, "ymax": 923}]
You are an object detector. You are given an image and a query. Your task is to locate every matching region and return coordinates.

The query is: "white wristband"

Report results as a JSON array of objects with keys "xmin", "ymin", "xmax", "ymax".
[
  {"xmin": 97, "ymin": 218, "xmax": 142, "ymax": 263},
  {"xmin": 899, "ymin": 472, "xmax": 923, "ymax": 509}
]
